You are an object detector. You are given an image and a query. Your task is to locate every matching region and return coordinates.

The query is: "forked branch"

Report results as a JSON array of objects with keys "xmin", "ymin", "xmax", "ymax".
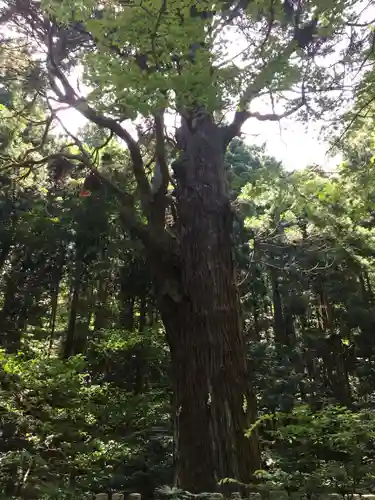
[
  {"xmin": 45, "ymin": 26, "xmax": 152, "ymax": 208},
  {"xmin": 226, "ymin": 44, "xmax": 299, "ymax": 142}
]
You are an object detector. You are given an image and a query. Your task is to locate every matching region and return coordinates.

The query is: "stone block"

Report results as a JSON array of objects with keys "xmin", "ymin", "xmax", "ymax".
[
  {"xmin": 128, "ymin": 494, "xmax": 142, "ymax": 500},
  {"xmin": 209, "ymin": 494, "xmax": 224, "ymax": 500},
  {"xmin": 248, "ymin": 493, "xmax": 261, "ymax": 500}
]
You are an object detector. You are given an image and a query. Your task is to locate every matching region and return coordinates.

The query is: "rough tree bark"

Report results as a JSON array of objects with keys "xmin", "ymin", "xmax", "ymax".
[{"xmin": 151, "ymin": 114, "xmax": 260, "ymax": 492}]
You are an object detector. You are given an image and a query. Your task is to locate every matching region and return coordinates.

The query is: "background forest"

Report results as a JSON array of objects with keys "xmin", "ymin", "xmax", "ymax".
[{"xmin": 1, "ymin": 0, "xmax": 375, "ymax": 499}]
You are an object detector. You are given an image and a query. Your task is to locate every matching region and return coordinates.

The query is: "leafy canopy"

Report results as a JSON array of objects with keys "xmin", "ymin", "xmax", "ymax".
[{"xmin": 35, "ymin": 0, "xmax": 370, "ymax": 122}]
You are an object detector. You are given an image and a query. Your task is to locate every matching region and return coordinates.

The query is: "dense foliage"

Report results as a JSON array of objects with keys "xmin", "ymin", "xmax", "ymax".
[
  {"xmin": 2, "ymin": 128, "xmax": 375, "ymax": 497},
  {"xmin": 1, "ymin": 0, "xmax": 375, "ymax": 498}
]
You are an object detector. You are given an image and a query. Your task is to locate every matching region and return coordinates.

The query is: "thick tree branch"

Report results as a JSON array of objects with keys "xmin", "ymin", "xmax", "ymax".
[
  {"xmin": 72, "ymin": 101, "xmax": 151, "ymax": 200},
  {"xmin": 46, "ymin": 28, "xmax": 152, "ymax": 208},
  {"xmin": 225, "ymin": 44, "xmax": 297, "ymax": 142},
  {"xmin": 225, "ymin": 98, "xmax": 305, "ymax": 144},
  {"xmin": 147, "ymin": 111, "xmax": 171, "ymax": 230},
  {"xmin": 154, "ymin": 111, "xmax": 169, "ymax": 195},
  {"xmin": 53, "ymin": 112, "xmax": 179, "ymax": 263},
  {"xmin": 8, "ymin": 142, "xmax": 176, "ymax": 258},
  {"xmin": 52, "ymin": 113, "xmax": 134, "ymax": 204}
]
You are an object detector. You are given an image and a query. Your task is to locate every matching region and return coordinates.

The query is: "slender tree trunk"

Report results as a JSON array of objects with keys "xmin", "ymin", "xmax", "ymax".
[
  {"xmin": 0, "ymin": 238, "xmax": 13, "ymax": 272},
  {"xmin": 248, "ymin": 268, "xmax": 262, "ymax": 341},
  {"xmin": 359, "ymin": 271, "xmax": 374, "ymax": 305},
  {"xmin": 119, "ymin": 291, "xmax": 135, "ymax": 330},
  {"xmin": 154, "ymin": 115, "xmax": 260, "ymax": 492},
  {"xmin": 251, "ymin": 299, "xmax": 261, "ymax": 341},
  {"xmin": 94, "ymin": 279, "xmax": 109, "ymax": 330},
  {"xmin": 134, "ymin": 297, "xmax": 147, "ymax": 394},
  {"xmin": 316, "ymin": 284, "xmax": 352, "ymax": 405},
  {"xmin": 364, "ymin": 271, "xmax": 374, "ymax": 303},
  {"xmin": 63, "ymin": 275, "xmax": 80, "ymax": 359},
  {"xmin": 0, "ymin": 252, "xmax": 26, "ymax": 352},
  {"xmin": 48, "ymin": 261, "xmax": 63, "ymax": 355},
  {"xmin": 0, "ymin": 211, "xmax": 17, "ymax": 272},
  {"xmin": 270, "ymin": 269, "xmax": 286, "ymax": 345},
  {"xmin": 0, "ymin": 274, "xmax": 22, "ymax": 352},
  {"xmin": 326, "ymin": 334, "xmax": 352, "ymax": 405},
  {"xmin": 63, "ymin": 262, "xmax": 88, "ymax": 358}
]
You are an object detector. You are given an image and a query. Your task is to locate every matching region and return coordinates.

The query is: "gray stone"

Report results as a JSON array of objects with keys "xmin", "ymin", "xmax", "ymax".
[
  {"xmin": 231, "ymin": 494, "xmax": 241, "ymax": 500},
  {"xmin": 128, "ymin": 494, "xmax": 142, "ymax": 500},
  {"xmin": 95, "ymin": 495, "xmax": 108, "ymax": 500},
  {"xmin": 210, "ymin": 495, "xmax": 224, "ymax": 500},
  {"xmin": 112, "ymin": 494, "xmax": 124, "ymax": 500},
  {"xmin": 249, "ymin": 494, "xmax": 262, "ymax": 500}
]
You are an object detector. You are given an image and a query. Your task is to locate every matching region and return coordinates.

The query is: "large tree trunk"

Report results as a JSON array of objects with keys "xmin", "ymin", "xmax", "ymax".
[{"xmin": 155, "ymin": 115, "xmax": 260, "ymax": 492}]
